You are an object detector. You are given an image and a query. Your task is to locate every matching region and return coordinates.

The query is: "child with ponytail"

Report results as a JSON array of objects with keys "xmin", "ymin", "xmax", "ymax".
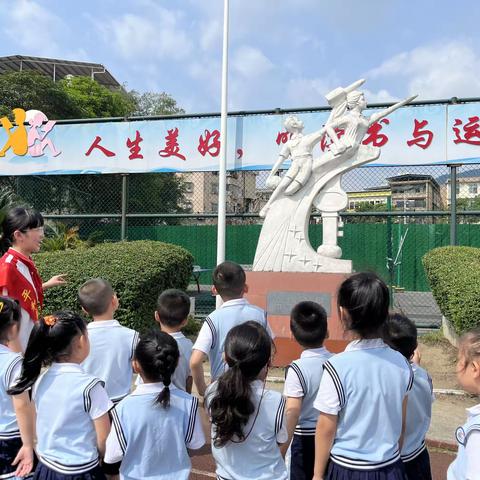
[
  {"xmin": 447, "ymin": 327, "xmax": 480, "ymax": 479},
  {"xmin": 8, "ymin": 311, "xmax": 112, "ymax": 479},
  {"xmin": 205, "ymin": 321, "xmax": 288, "ymax": 480},
  {"xmin": 104, "ymin": 329, "xmax": 205, "ymax": 480},
  {"xmin": 0, "ymin": 296, "xmax": 35, "ymax": 479}
]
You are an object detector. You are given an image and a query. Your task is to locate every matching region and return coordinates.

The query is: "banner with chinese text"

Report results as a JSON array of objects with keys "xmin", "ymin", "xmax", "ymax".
[{"xmin": 0, "ymin": 102, "xmax": 479, "ymax": 175}]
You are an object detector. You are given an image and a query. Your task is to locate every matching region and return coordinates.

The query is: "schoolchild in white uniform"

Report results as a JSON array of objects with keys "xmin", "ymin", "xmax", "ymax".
[
  {"xmin": 104, "ymin": 329, "xmax": 205, "ymax": 480},
  {"xmin": 448, "ymin": 327, "xmax": 480, "ymax": 480},
  {"xmin": 9, "ymin": 311, "xmax": 112, "ymax": 480},
  {"xmin": 0, "ymin": 296, "xmax": 35, "ymax": 479},
  {"xmin": 282, "ymin": 301, "xmax": 332, "ymax": 480},
  {"xmin": 155, "ymin": 289, "xmax": 193, "ymax": 392},
  {"xmin": 79, "ymin": 278, "xmax": 139, "ymax": 403},
  {"xmin": 190, "ymin": 261, "xmax": 270, "ymax": 396},
  {"xmin": 313, "ymin": 272, "xmax": 413, "ymax": 480},
  {"xmin": 384, "ymin": 313, "xmax": 434, "ymax": 480},
  {"xmin": 205, "ymin": 321, "xmax": 288, "ymax": 480}
]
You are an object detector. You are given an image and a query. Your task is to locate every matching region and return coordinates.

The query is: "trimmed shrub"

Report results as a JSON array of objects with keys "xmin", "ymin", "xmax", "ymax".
[
  {"xmin": 423, "ymin": 246, "xmax": 480, "ymax": 334},
  {"xmin": 35, "ymin": 240, "xmax": 193, "ymax": 332}
]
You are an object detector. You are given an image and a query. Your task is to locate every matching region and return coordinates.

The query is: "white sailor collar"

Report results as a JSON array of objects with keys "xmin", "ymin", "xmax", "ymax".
[
  {"xmin": 87, "ymin": 320, "xmax": 121, "ymax": 329},
  {"xmin": 48, "ymin": 362, "xmax": 84, "ymax": 374},
  {"xmin": 169, "ymin": 331, "xmax": 186, "ymax": 340},
  {"xmin": 466, "ymin": 403, "xmax": 480, "ymax": 418},
  {"xmin": 345, "ymin": 338, "xmax": 388, "ymax": 352},
  {"xmin": 132, "ymin": 381, "xmax": 178, "ymax": 396},
  {"xmin": 220, "ymin": 298, "xmax": 248, "ymax": 308},
  {"xmin": 301, "ymin": 347, "xmax": 330, "ymax": 358}
]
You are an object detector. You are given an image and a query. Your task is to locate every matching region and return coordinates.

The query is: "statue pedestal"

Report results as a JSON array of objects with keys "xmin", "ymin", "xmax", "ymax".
[{"xmin": 245, "ymin": 271, "xmax": 349, "ymax": 366}]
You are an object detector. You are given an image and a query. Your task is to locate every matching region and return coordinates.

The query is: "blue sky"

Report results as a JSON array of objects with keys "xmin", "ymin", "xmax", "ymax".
[{"xmin": 1, "ymin": 0, "xmax": 480, "ymax": 114}]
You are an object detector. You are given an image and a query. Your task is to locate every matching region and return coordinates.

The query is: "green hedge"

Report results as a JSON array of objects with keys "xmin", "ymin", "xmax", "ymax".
[
  {"xmin": 423, "ymin": 246, "xmax": 480, "ymax": 334},
  {"xmin": 35, "ymin": 240, "xmax": 194, "ymax": 332}
]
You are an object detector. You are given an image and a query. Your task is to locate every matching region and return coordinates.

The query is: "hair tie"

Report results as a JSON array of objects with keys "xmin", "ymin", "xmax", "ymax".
[{"xmin": 44, "ymin": 315, "xmax": 57, "ymax": 327}]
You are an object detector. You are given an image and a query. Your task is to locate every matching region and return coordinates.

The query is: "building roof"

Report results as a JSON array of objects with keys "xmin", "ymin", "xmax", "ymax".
[
  {"xmin": 386, "ymin": 174, "xmax": 434, "ymax": 182},
  {"xmin": 0, "ymin": 55, "xmax": 120, "ymax": 89}
]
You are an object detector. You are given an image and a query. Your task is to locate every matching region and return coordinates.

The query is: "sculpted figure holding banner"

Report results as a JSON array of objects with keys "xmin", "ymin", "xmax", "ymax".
[{"xmin": 253, "ymin": 80, "xmax": 416, "ymax": 273}]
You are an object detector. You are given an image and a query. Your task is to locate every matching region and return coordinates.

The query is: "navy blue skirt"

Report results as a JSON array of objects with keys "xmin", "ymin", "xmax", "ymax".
[
  {"xmin": 0, "ymin": 437, "xmax": 22, "ymax": 476},
  {"xmin": 326, "ymin": 459, "xmax": 407, "ymax": 480},
  {"xmin": 403, "ymin": 448, "xmax": 432, "ymax": 480},
  {"xmin": 34, "ymin": 463, "xmax": 106, "ymax": 480}
]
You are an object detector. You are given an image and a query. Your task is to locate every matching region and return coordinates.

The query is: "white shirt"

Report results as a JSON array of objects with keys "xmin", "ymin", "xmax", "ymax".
[
  {"xmin": 284, "ymin": 347, "xmax": 331, "ymax": 398},
  {"xmin": 448, "ymin": 404, "xmax": 480, "ymax": 480},
  {"xmin": 194, "ymin": 298, "xmax": 267, "ymax": 353},
  {"xmin": 105, "ymin": 382, "xmax": 204, "ymax": 463},
  {"xmin": 169, "ymin": 331, "xmax": 193, "ymax": 391},
  {"xmin": 314, "ymin": 338, "xmax": 391, "ymax": 414}
]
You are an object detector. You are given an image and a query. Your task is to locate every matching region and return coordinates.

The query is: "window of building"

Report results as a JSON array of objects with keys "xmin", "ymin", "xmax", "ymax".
[
  {"xmin": 211, "ymin": 184, "xmax": 219, "ymax": 194},
  {"xmin": 211, "ymin": 203, "xmax": 218, "ymax": 212},
  {"xmin": 469, "ymin": 183, "xmax": 478, "ymax": 194}
]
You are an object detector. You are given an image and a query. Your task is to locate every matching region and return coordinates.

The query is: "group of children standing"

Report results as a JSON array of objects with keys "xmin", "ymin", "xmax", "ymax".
[{"xmin": 0, "ymin": 206, "xmax": 479, "ymax": 480}]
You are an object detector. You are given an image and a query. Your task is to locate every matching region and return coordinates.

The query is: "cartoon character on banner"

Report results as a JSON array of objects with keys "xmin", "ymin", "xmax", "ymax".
[{"xmin": 0, "ymin": 109, "xmax": 60, "ymax": 158}]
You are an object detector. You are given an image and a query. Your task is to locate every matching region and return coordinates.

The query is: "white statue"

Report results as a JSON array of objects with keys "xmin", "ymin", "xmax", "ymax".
[{"xmin": 253, "ymin": 80, "xmax": 416, "ymax": 273}]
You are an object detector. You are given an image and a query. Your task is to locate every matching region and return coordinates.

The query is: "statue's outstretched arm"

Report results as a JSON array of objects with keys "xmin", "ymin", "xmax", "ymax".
[
  {"xmin": 368, "ymin": 95, "xmax": 417, "ymax": 126},
  {"xmin": 269, "ymin": 153, "xmax": 288, "ymax": 178}
]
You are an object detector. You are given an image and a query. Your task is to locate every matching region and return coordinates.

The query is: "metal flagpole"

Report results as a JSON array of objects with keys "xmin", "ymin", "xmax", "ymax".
[{"xmin": 216, "ymin": 0, "xmax": 230, "ymax": 308}]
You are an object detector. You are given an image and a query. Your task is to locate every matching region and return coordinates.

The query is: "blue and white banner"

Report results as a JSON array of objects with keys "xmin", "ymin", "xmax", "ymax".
[{"xmin": 0, "ymin": 102, "xmax": 479, "ymax": 175}]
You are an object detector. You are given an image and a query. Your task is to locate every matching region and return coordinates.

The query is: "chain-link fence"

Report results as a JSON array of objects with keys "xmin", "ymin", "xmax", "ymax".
[{"xmin": 2, "ymin": 163, "xmax": 479, "ymax": 326}]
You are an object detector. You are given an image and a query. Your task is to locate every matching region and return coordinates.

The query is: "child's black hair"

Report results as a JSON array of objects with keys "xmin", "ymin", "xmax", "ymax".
[
  {"xmin": 134, "ymin": 329, "xmax": 179, "ymax": 408},
  {"xmin": 212, "ymin": 261, "xmax": 246, "ymax": 299},
  {"xmin": 384, "ymin": 313, "xmax": 418, "ymax": 359},
  {"xmin": 337, "ymin": 272, "xmax": 389, "ymax": 338},
  {"xmin": 0, "ymin": 296, "xmax": 21, "ymax": 343},
  {"xmin": 290, "ymin": 301, "xmax": 328, "ymax": 348},
  {"xmin": 156, "ymin": 289, "xmax": 190, "ymax": 328},
  {"xmin": 78, "ymin": 278, "xmax": 115, "ymax": 317},
  {"xmin": 0, "ymin": 207, "xmax": 44, "ymax": 254},
  {"xmin": 208, "ymin": 321, "xmax": 272, "ymax": 448},
  {"xmin": 7, "ymin": 311, "xmax": 87, "ymax": 395}
]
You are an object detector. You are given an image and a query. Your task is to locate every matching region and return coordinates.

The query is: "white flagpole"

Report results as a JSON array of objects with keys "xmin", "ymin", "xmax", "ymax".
[{"xmin": 216, "ymin": 0, "xmax": 229, "ymax": 308}]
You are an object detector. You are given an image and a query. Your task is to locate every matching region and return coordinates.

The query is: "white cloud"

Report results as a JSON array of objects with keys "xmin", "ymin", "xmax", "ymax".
[
  {"xmin": 96, "ymin": 7, "xmax": 192, "ymax": 61},
  {"xmin": 286, "ymin": 76, "xmax": 338, "ymax": 107},
  {"xmin": 231, "ymin": 46, "xmax": 274, "ymax": 78},
  {"xmin": 362, "ymin": 88, "xmax": 398, "ymax": 104},
  {"xmin": 199, "ymin": 20, "xmax": 222, "ymax": 52},
  {"xmin": 368, "ymin": 40, "xmax": 480, "ymax": 100},
  {"xmin": 4, "ymin": 0, "xmax": 64, "ymax": 56}
]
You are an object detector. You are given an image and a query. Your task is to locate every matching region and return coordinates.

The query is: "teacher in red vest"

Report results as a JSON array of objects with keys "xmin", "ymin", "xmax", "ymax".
[{"xmin": 0, "ymin": 207, "xmax": 67, "ymax": 352}]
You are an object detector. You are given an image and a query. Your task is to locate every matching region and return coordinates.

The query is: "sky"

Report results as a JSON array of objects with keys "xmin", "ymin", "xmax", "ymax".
[{"xmin": 1, "ymin": 0, "xmax": 480, "ymax": 114}]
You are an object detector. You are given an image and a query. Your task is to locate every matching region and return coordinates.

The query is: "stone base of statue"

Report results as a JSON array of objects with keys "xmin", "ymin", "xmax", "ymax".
[{"xmin": 245, "ymin": 271, "xmax": 350, "ymax": 366}]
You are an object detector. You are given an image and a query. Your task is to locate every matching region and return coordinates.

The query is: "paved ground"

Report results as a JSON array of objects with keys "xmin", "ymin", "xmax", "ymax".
[
  {"xmin": 189, "ymin": 436, "xmax": 455, "ymax": 480},
  {"xmin": 188, "ymin": 379, "xmax": 461, "ymax": 480}
]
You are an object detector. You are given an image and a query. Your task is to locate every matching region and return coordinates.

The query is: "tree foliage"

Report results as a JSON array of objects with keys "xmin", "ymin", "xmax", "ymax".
[
  {"xmin": 129, "ymin": 91, "xmax": 185, "ymax": 117},
  {"xmin": 59, "ymin": 76, "xmax": 136, "ymax": 118},
  {"xmin": 0, "ymin": 71, "xmax": 81, "ymax": 119}
]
